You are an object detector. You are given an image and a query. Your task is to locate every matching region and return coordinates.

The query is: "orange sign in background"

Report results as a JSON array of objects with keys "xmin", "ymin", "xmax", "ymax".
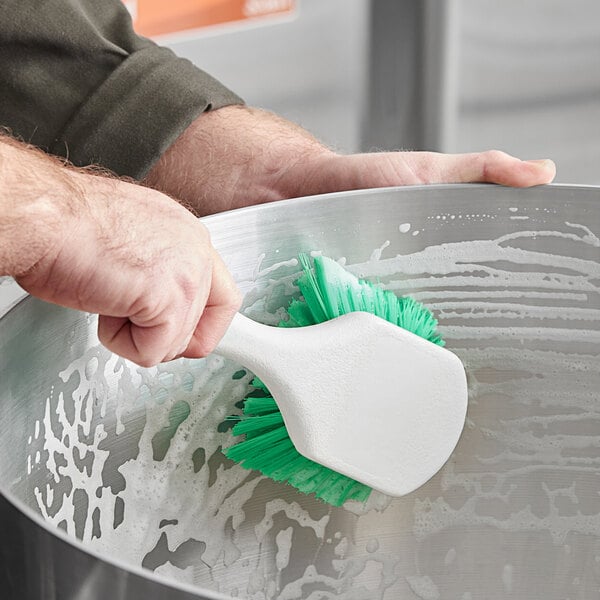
[{"xmin": 124, "ymin": 0, "xmax": 296, "ymax": 37}]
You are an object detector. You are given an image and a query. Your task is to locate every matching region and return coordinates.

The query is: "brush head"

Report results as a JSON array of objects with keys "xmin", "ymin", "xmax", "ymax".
[{"xmin": 224, "ymin": 255, "xmax": 467, "ymax": 506}]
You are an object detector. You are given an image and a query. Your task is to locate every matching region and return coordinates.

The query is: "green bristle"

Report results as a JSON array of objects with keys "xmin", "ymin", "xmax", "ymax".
[
  {"xmin": 313, "ymin": 257, "xmax": 342, "ymax": 318},
  {"xmin": 227, "ymin": 423, "xmax": 290, "ymax": 461},
  {"xmin": 231, "ymin": 411, "xmax": 284, "ymax": 436},
  {"xmin": 285, "ymin": 300, "xmax": 315, "ymax": 327},
  {"xmin": 242, "ymin": 396, "xmax": 279, "ymax": 415},
  {"xmin": 295, "ymin": 253, "xmax": 330, "ymax": 323},
  {"xmin": 249, "ymin": 377, "xmax": 270, "ymax": 393},
  {"xmin": 224, "ymin": 254, "xmax": 445, "ymax": 506}
]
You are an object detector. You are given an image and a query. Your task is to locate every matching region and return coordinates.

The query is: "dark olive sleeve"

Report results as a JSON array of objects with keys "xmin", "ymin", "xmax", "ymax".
[{"xmin": 0, "ymin": 0, "xmax": 244, "ymax": 178}]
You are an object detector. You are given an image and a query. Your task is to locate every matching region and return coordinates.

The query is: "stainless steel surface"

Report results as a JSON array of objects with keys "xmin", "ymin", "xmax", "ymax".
[
  {"xmin": 0, "ymin": 277, "xmax": 25, "ymax": 315},
  {"xmin": 0, "ymin": 492, "xmax": 223, "ymax": 600},
  {"xmin": 1, "ymin": 184, "xmax": 600, "ymax": 599}
]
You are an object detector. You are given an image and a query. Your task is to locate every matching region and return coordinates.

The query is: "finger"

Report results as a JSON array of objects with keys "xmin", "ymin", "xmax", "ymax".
[
  {"xmin": 98, "ymin": 280, "xmax": 203, "ymax": 366},
  {"xmin": 98, "ymin": 315, "xmax": 177, "ymax": 367},
  {"xmin": 414, "ymin": 150, "xmax": 556, "ymax": 187},
  {"xmin": 167, "ymin": 262, "xmax": 212, "ymax": 361},
  {"xmin": 316, "ymin": 151, "xmax": 556, "ymax": 194},
  {"xmin": 181, "ymin": 251, "xmax": 242, "ymax": 359}
]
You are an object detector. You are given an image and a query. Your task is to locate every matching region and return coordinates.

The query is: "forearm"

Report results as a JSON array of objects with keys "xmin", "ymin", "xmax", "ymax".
[
  {"xmin": 143, "ymin": 105, "xmax": 334, "ymax": 216},
  {"xmin": 0, "ymin": 135, "xmax": 76, "ymax": 277}
]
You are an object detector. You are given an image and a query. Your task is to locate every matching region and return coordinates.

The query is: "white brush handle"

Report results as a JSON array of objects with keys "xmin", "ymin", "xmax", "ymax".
[
  {"xmin": 213, "ymin": 311, "xmax": 468, "ymax": 498},
  {"xmin": 214, "ymin": 313, "xmax": 285, "ymax": 375}
]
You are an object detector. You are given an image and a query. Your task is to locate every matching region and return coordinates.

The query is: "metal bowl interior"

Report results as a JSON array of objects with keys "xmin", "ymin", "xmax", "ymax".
[{"xmin": 1, "ymin": 184, "xmax": 599, "ymax": 599}]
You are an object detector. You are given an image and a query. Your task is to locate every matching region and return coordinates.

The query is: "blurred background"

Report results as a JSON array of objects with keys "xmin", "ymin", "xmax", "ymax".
[{"xmin": 145, "ymin": 0, "xmax": 600, "ymax": 184}]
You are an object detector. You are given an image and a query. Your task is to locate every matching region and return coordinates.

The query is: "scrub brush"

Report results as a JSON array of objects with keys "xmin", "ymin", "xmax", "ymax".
[{"xmin": 222, "ymin": 254, "xmax": 460, "ymax": 507}]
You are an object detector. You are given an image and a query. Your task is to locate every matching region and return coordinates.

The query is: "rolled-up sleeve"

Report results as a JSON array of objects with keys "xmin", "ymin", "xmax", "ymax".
[{"xmin": 0, "ymin": 0, "xmax": 243, "ymax": 178}]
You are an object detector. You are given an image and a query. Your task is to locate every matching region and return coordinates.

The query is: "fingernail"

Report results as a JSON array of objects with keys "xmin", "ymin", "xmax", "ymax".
[{"xmin": 526, "ymin": 159, "xmax": 554, "ymax": 168}]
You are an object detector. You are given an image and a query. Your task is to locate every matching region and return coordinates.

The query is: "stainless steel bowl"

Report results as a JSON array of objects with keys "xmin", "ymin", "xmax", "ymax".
[{"xmin": 1, "ymin": 184, "xmax": 599, "ymax": 600}]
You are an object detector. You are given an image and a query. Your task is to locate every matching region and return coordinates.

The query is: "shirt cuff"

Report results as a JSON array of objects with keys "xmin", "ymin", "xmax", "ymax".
[{"xmin": 50, "ymin": 45, "xmax": 244, "ymax": 179}]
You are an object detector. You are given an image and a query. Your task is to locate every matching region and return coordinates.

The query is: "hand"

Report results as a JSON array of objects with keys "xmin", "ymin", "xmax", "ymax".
[
  {"xmin": 24, "ymin": 174, "xmax": 240, "ymax": 367},
  {"xmin": 143, "ymin": 105, "xmax": 556, "ymax": 216},
  {"xmin": 2, "ymin": 137, "xmax": 240, "ymax": 367}
]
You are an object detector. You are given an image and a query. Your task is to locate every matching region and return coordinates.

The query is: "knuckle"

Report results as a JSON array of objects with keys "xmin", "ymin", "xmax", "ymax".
[{"xmin": 484, "ymin": 149, "xmax": 508, "ymax": 162}]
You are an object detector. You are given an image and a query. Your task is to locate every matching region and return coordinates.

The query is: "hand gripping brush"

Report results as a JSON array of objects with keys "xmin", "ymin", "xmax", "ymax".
[{"xmin": 216, "ymin": 255, "xmax": 468, "ymax": 506}]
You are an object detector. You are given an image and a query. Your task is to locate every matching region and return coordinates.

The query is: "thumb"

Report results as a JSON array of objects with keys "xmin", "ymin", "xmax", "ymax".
[{"xmin": 181, "ymin": 250, "xmax": 242, "ymax": 359}]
